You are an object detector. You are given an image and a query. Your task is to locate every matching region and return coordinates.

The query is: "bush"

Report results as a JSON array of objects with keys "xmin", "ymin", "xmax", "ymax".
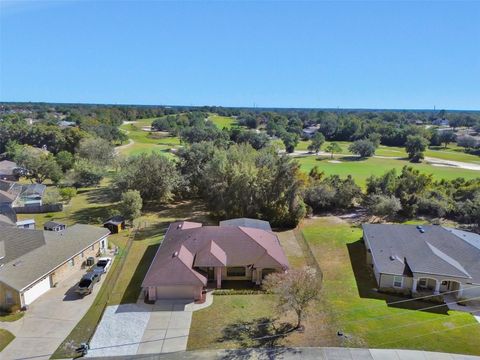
[
  {"xmin": 349, "ymin": 139, "xmax": 376, "ymax": 158},
  {"xmin": 59, "ymin": 187, "xmax": 77, "ymax": 203},
  {"xmin": 43, "ymin": 187, "xmax": 61, "ymax": 205},
  {"xmin": 365, "ymin": 194, "xmax": 402, "ymax": 217}
]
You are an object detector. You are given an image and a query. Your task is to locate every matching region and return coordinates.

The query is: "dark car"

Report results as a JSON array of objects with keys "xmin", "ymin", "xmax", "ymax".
[{"xmin": 76, "ymin": 272, "xmax": 101, "ymax": 296}]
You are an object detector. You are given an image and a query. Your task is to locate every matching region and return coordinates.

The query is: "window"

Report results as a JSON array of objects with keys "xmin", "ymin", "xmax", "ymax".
[
  {"xmin": 91, "ymin": 245, "xmax": 95, "ymax": 251},
  {"xmin": 68, "ymin": 258, "xmax": 75, "ymax": 267},
  {"xmin": 227, "ymin": 267, "xmax": 246, "ymax": 277},
  {"xmin": 393, "ymin": 276, "xmax": 403, "ymax": 288},
  {"xmin": 5, "ymin": 291, "xmax": 13, "ymax": 305},
  {"xmin": 419, "ymin": 278, "xmax": 427, "ymax": 287},
  {"xmin": 81, "ymin": 252, "xmax": 84, "ymax": 259}
]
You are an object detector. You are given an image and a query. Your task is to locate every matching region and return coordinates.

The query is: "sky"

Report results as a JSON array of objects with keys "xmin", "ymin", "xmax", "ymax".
[{"xmin": 0, "ymin": 1, "xmax": 479, "ymax": 110}]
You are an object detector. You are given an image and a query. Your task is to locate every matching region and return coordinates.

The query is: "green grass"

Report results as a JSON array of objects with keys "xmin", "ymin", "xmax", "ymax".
[
  {"xmin": 118, "ymin": 119, "xmax": 181, "ymax": 157},
  {"xmin": 301, "ymin": 217, "xmax": 480, "ymax": 355},
  {"xmin": 0, "ymin": 312, "xmax": 24, "ymax": 322},
  {"xmin": 208, "ymin": 115, "xmax": 237, "ymax": 129},
  {"xmin": 0, "ymin": 329, "xmax": 14, "ymax": 352},
  {"xmin": 296, "ymin": 155, "xmax": 479, "ymax": 187}
]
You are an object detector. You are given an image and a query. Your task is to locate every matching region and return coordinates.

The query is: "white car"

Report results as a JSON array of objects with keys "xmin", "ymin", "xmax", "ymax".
[{"xmin": 92, "ymin": 257, "xmax": 112, "ymax": 274}]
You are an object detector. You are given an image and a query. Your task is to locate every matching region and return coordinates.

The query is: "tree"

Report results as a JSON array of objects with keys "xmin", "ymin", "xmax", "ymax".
[
  {"xmin": 325, "ymin": 142, "xmax": 342, "ymax": 159},
  {"xmin": 438, "ymin": 130, "xmax": 456, "ymax": 149},
  {"xmin": 70, "ymin": 159, "xmax": 104, "ymax": 187},
  {"xmin": 307, "ymin": 132, "xmax": 325, "ymax": 154},
  {"xmin": 405, "ymin": 135, "xmax": 428, "ymax": 162},
  {"xmin": 77, "ymin": 137, "xmax": 114, "ymax": 166},
  {"xmin": 13, "ymin": 146, "xmax": 63, "ymax": 184},
  {"xmin": 42, "ymin": 187, "xmax": 61, "ymax": 205},
  {"xmin": 59, "ymin": 187, "xmax": 77, "ymax": 203},
  {"xmin": 263, "ymin": 267, "xmax": 322, "ymax": 329},
  {"xmin": 348, "ymin": 139, "xmax": 376, "ymax": 158},
  {"xmin": 365, "ymin": 194, "xmax": 402, "ymax": 217},
  {"xmin": 120, "ymin": 190, "xmax": 143, "ymax": 225},
  {"xmin": 114, "ymin": 153, "xmax": 179, "ymax": 202},
  {"xmin": 281, "ymin": 132, "xmax": 299, "ymax": 153},
  {"xmin": 56, "ymin": 151, "xmax": 74, "ymax": 172},
  {"xmin": 367, "ymin": 133, "xmax": 382, "ymax": 148}
]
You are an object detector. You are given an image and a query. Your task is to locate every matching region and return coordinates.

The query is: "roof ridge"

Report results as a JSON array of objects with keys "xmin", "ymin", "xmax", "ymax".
[{"xmin": 425, "ymin": 241, "xmax": 471, "ymax": 278}]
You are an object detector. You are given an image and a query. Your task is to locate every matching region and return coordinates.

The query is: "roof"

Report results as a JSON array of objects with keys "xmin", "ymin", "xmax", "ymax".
[
  {"xmin": 0, "ymin": 215, "xmax": 15, "ymax": 226},
  {"xmin": 142, "ymin": 219, "xmax": 289, "ymax": 288},
  {"xmin": 363, "ymin": 224, "xmax": 480, "ymax": 283},
  {"xmin": 0, "ymin": 190, "xmax": 15, "ymax": 203},
  {"xmin": 104, "ymin": 215, "xmax": 125, "ymax": 225},
  {"xmin": 16, "ymin": 219, "xmax": 35, "ymax": 226},
  {"xmin": 44, "ymin": 221, "xmax": 65, "ymax": 228},
  {"xmin": 0, "ymin": 160, "xmax": 18, "ymax": 176},
  {"xmin": 0, "ymin": 204, "xmax": 17, "ymax": 223},
  {"xmin": 219, "ymin": 218, "xmax": 272, "ymax": 231},
  {"xmin": 0, "ymin": 224, "xmax": 110, "ymax": 291},
  {"xmin": 0, "ymin": 180, "xmax": 14, "ymax": 192}
]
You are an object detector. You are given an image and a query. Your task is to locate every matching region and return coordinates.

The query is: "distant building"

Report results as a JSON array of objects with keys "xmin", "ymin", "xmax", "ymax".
[
  {"xmin": 16, "ymin": 219, "xmax": 35, "ymax": 230},
  {"xmin": 43, "ymin": 221, "xmax": 66, "ymax": 232},
  {"xmin": 432, "ymin": 118, "xmax": 450, "ymax": 127},
  {"xmin": 302, "ymin": 125, "xmax": 319, "ymax": 139},
  {"xmin": 103, "ymin": 216, "xmax": 126, "ymax": 234}
]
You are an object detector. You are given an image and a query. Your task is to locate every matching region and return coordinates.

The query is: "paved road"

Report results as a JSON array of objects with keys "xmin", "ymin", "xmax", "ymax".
[
  {"xmin": 86, "ymin": 347, "xmax": 480, "ymax": 360},
  {"xmin": 0, "ymin": 270, "xmax": 106, "ymax": 360}
]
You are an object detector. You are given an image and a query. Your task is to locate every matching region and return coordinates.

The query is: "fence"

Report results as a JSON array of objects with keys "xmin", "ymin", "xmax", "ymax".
[
  {"xmin": 14, "ymin": 203, "xmax": 63, "ymax": 213},
  {"xmin": 293, "ymin": 227, "xmax": 324, "ymax": 283}
]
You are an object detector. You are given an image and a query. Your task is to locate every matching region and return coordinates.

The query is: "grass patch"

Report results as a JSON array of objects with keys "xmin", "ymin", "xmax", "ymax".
[
  {"xmin": 208, "ymin": 115, "xmax": 237, "ymax": 129},
  {"xmin": 296, "ymin": 155, "xmax": 479, "ymax": 187},
  {"xmin": 118, "ymin": 118, "xmax": 180, "ymax": 157},
  {"xmin": 0, "ymin": 312, "xmax": 24, "ymax": 322},
  {"xmin": 0, "ymin": 329, "xmax": 14, "ymax": 352},
  {"xmin": 301, "ymin": 217, "xmax": 480, "ymax": 355}
]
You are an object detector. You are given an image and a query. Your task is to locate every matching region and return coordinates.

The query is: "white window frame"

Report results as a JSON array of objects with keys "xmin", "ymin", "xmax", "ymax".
[
  {"xmin": 68, "ymin": 258, "xmax": 75, "ymax": 267},
  {"xmin": 5, "ymin": 290, "xmax": 13, "ymax": 305},
  {"xmin": 393, "ymin": 275, "xmax": 403, "ymax": 288},
  {"xmin": 419, "ymin": 278, "xmax": 427, "ymax": 287}
]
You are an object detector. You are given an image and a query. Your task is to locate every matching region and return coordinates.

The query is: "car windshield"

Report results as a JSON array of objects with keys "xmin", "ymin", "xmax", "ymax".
[
  {"xmin": 97, "ymin": 260, "xmax": 108, "ymax": 267},
  {"xmin": 79, "ymin": 279, "xmax": 92, "ymax": 287}
]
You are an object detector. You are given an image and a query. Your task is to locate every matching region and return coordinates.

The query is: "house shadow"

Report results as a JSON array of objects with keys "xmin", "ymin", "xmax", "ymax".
[
  {"xmin": 347, "ymin": 239, "xmax": 449, "ymax": 314},
  {"xmin": 70, "ymin": 204, "xmax": 118, "ymax": 224},
  {"xmin": 217, "ymin": 317, "xmax": 298, "ymax": 359},
  {"xmin": 119, "ymin": 244, "xmax": 160, "ymax": 304}
]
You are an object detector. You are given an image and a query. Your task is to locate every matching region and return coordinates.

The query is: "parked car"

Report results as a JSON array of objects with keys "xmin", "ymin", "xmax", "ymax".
[
  {"xmin": 92, "ymin": 257, "xmax": 112, "ymax": 274},
  {"xmin": 76, "ymin": 272, "xmax": 101, "ymax": 296}
]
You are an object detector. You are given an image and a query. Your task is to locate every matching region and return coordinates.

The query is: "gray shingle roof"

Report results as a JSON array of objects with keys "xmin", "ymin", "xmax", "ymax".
[
  {"xmin": 0, "ymin": 224, "xmax": 110, "ymax": 291},
  {"xmin": 362, "ymin": 224, "xmax": 480, "ymax": 283},
  {"xmin": 219, "ymin": 218, "xmax": 272, "ymax": 231}
]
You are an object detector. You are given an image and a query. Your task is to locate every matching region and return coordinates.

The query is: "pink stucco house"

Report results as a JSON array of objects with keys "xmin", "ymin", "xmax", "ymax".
[{"xmin": 142, "ymin": 218, "xmax": 289, "ymax": 301}]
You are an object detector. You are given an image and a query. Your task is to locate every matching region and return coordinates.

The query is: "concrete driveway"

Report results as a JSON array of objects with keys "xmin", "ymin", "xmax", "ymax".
[
  {"xmin": 86, "ymin": 296, "xmax": 212, "ymax": 357},
  {"xmin": 0, "ymin": 269, "xmax": 106, "ymax": 360}
]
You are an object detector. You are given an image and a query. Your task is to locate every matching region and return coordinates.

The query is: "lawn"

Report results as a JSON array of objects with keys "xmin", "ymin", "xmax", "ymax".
[
  {"xmin": 0, "ymin": 312, "xmax": 24, "ymax": 322},
  {"xmin": 301, "ymin": 217, "xmax": 480, "ymax": 355},
  {"xmin": 0, "ymin": 329, "xmax": 14, "ymax": 352},
  {"xmin": 296, "ymin": 155, "xmax": 479, "ymax": 187},
  {"xmin": 118, "ymin": 119, "xmax": 181, "ymax": 157},
  {"xmin": 208, "ymin": 115, "xmax": 237, "ymax": 129}
]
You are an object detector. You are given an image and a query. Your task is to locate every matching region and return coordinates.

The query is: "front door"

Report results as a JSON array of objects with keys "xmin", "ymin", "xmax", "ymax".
[{"xmin": 207, "ymin": 267, "xmax": 215, "ymax": 281}]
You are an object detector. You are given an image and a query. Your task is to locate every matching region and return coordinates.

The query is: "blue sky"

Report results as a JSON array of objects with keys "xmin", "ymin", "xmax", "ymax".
[{"xmin": 1, "ymin": 1, "xmax": 479, "ymax": 110}]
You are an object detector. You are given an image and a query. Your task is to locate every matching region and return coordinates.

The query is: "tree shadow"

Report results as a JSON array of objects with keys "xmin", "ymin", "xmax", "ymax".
[
  {"xmin": 220, "ymin": 347, "xmax": 300, "ymax": 360},
  {"xmin": 217, "ymin": 317, "xmax": 296, "ymax": 353},
  {"xmin": 85, "ymin": 186, "xmax": 117, "ymax": 204},
  {"xmin": 120, "ymin": 244, "xmax": 159, "ymax": 304},
  {"xmin": 347, "ymin": 239, "xmax": 449, "ymax": 314},
  {"xmin": 70, "ymin": 204, "xmax": 118, "ymax": 224}
]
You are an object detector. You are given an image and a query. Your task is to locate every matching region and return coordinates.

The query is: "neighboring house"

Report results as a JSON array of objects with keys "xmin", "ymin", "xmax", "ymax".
[
  {"xmin": 432, "ymin": 118, "xmax": 450, "ymax": 127},
  {"xmin": 142, "ymin": 218, "xmax": 289, "ymax": 301},
  {"xmin": 302, "ymin": 125, "xmax": 319, "ymax": 139},
  {"xmin": 0, "ymin": 160, "xmax": 20, "ymax": 181},
  {"xmin": 0, "ymin": 204, "xmax": 17, "ymax": 224},
  {"xmin": 0, "ymin": 224, "xmax": 110, "ymax": 310},
  {"xmin": 0, "ymin": 180, "xmax": 47, "ymax": 208},
  {"xmin": 44, "ymin": 221, "xmax": 66, "ymax": 232},
  {"xmin": 103, "ymin": 216, "xmax": 126, "ymax": 234},
  {"xmin": 0, "ymin": 189, "xmax": 16, "ymax": 206},
  {"xmin": 363, "ymin": 224, "xmax": 480, "ymax": 300}
]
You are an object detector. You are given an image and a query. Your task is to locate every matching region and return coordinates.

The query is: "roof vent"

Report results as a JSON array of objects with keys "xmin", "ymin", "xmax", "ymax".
[
  {"xmin": 177, "ymin": 224, "xmax": 182, "ymax": 229},
  {"xmin": 389, "ymin": 255, "xmax": 396, "ymax": 261},
  {"xmin": 416, "ymin": 225, "xmax": 425, "ymax": 233},
  {"xmin": 172, "ymin": 251, "xmax": 179, "ymax": 258}
]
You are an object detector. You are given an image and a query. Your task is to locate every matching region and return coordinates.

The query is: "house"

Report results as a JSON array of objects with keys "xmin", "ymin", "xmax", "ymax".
[
  {"xmin": 0, "ymin": 180, "xmax": 47, "ymax": 208},
  {"xmin": 432, "ymin": 118, "xmax": 450, "ymax": 127},
  {"xmin": 142, "ymin": 218, "xmax": 289, "ymax": 301},
  {"xmin": 0, "ymin": 189, "xmax": 16, "ymax": 206},
  {"xmin": 362, "ymin": 224, "xmax": 480, "ymax": 300},
  {"xmin": 44, "ymin": 221, "xmax": 66, "ymax": 232},
  {"xmin": 302, "ymin": 125, "xmax": 320, "ymax": 139},
  {"xmin": 0, "ymin": 160, "xmax": 20, "ymax": 181},
  {"xmin": 0, "ymin": 224, "xmax": 110, "ymax": 310}
]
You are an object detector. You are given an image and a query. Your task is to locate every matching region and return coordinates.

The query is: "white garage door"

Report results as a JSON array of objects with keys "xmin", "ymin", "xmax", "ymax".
[
  {"xmin": 155, "ymin": 285, "xmax": 198, "ymax": 300},
  {"xmin": 23, "ymin": 276, "xmax": 51, "ymax": 305}
]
